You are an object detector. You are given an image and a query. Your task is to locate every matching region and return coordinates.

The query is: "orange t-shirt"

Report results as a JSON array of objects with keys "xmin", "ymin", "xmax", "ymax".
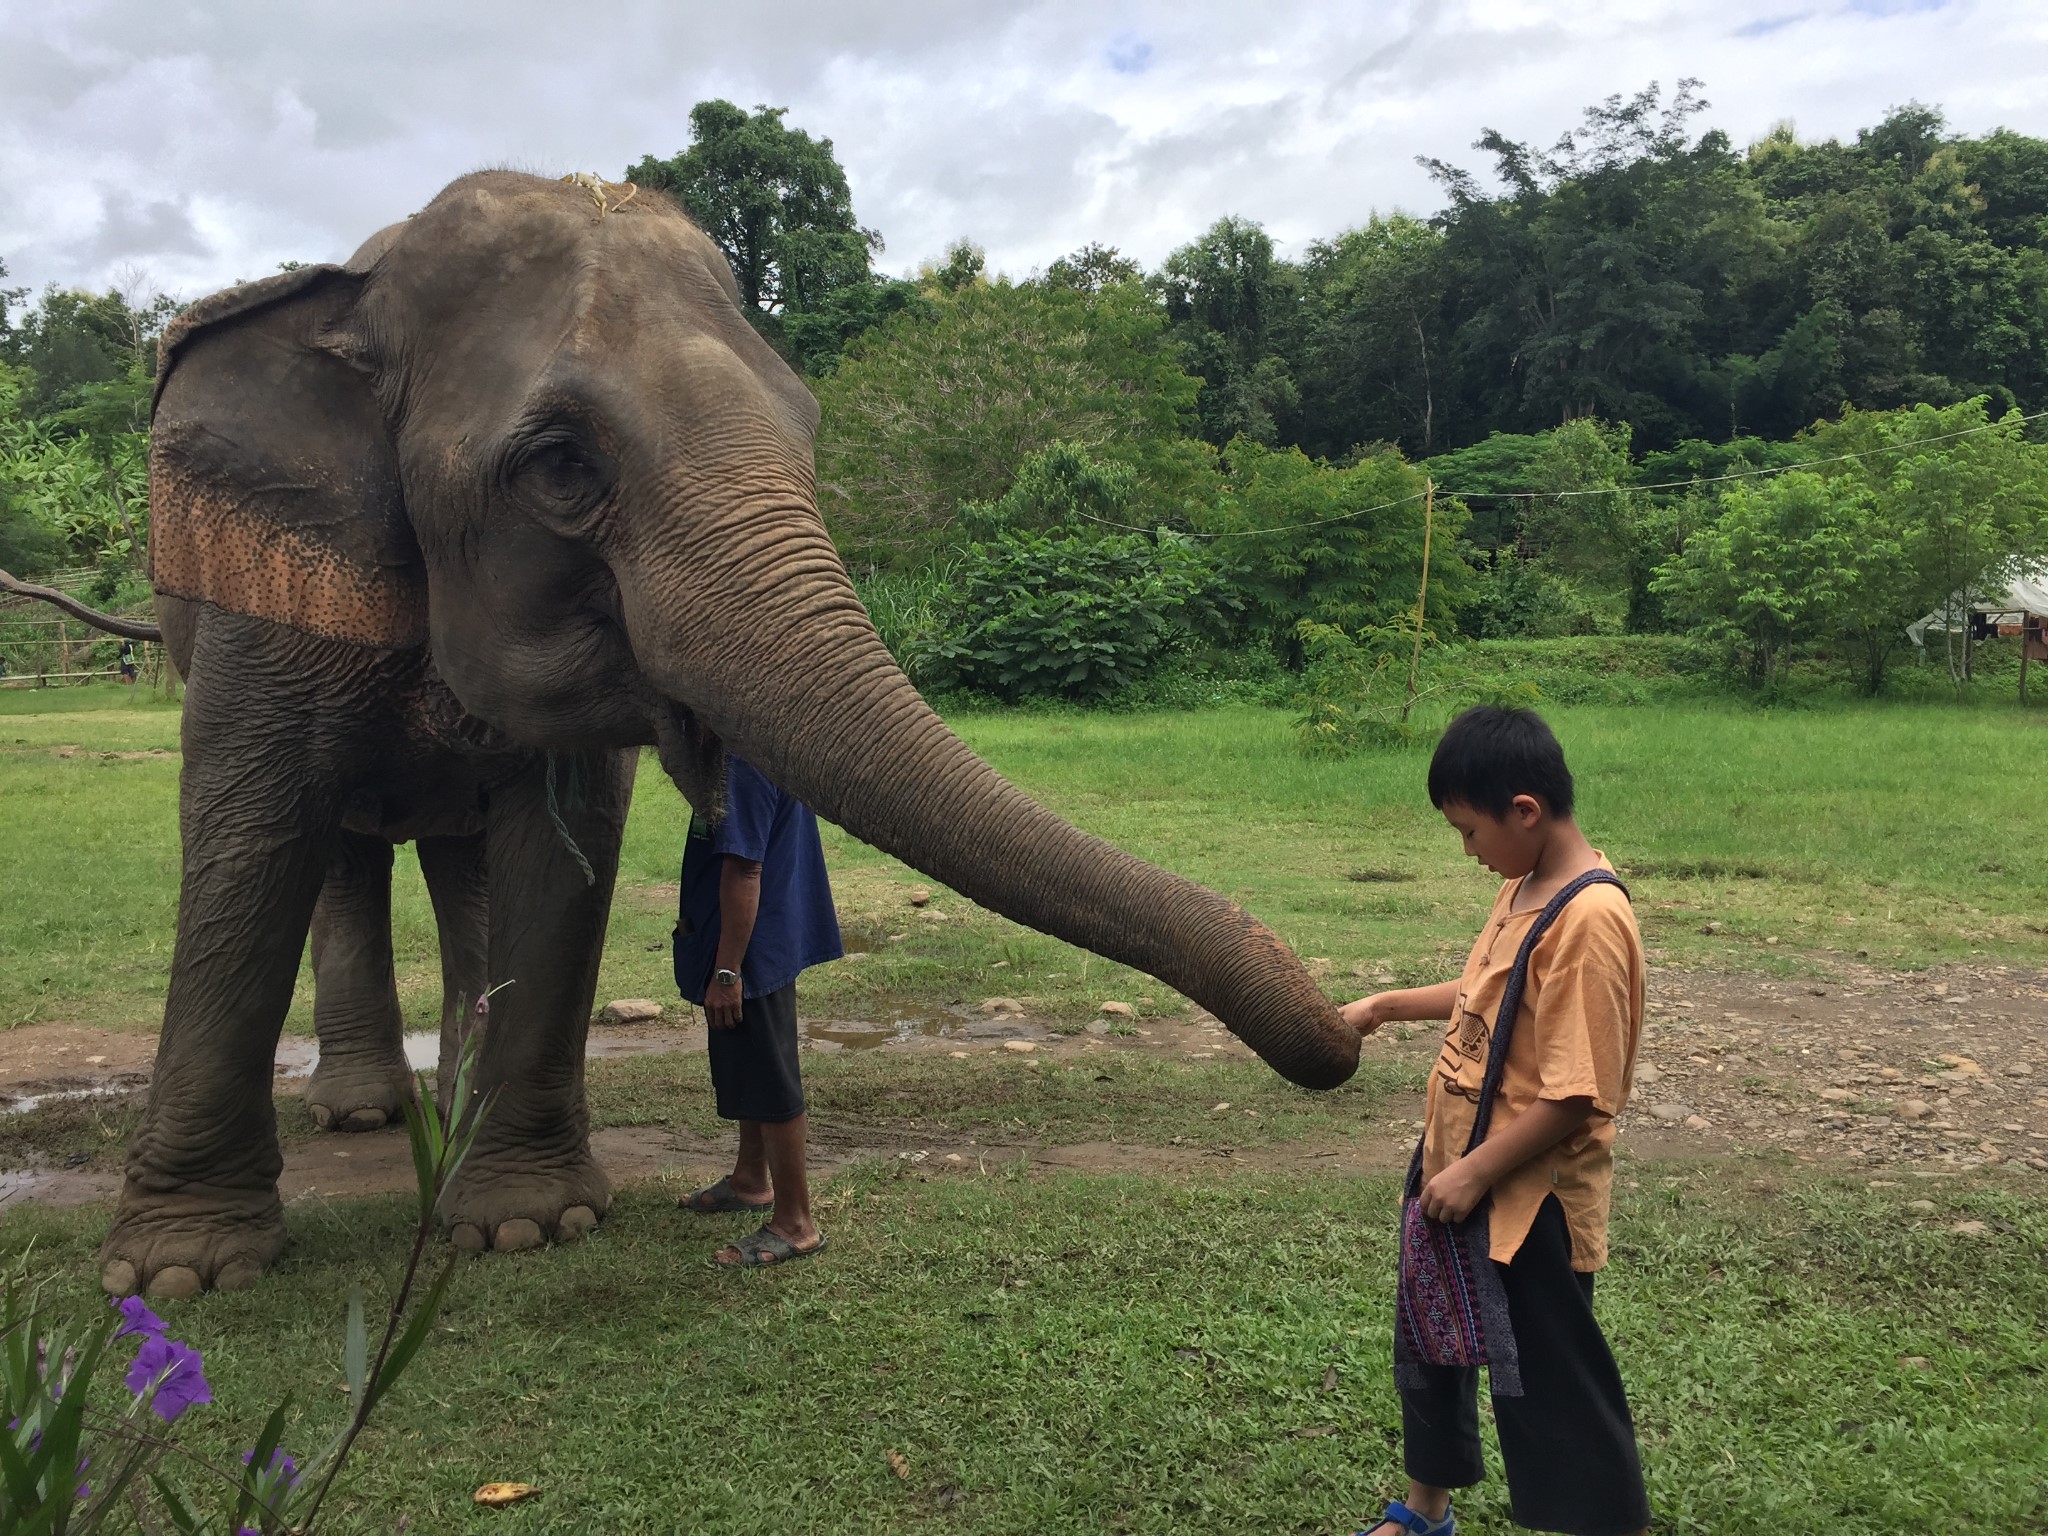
[{"xmin": 1421, "ymin": 857, "xmax": 1645, "ymax": 1271}]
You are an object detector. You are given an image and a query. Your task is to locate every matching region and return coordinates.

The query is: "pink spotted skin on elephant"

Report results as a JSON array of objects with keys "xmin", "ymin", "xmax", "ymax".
[{"xmin": 101, "ymin": 171, "xmax": 1359, "ymax": 1299}]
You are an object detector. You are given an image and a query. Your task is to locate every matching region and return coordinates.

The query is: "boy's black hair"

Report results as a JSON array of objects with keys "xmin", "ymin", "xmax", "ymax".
[{"xmin": 1427, "ymin": 705, "xmax": 1575, "ymax": 819}]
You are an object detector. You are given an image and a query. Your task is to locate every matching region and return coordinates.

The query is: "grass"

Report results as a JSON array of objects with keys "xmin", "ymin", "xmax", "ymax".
[
  {"xmin": 1, "ymin": 1168, "xmax": 2042, "ymax": 1534},
  {"xmin": 6, "ymin": 689, "xmax": 2048, "ymax": 1032},
  {"xmin": 6, "ymin": 687, "xmax": 2046, "ymax": 1530}
]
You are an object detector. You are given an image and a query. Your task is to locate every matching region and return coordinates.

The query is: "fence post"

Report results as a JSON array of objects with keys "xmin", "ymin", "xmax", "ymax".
[{"xmin": 1402, "ymin": 477, "xmax": 1436, "ymax": 724}]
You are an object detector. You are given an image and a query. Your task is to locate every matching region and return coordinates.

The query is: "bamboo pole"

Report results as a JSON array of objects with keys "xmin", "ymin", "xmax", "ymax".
[{"xmin": 1403, "ymin": 477, "xmax": 1435, "ymax": 724}]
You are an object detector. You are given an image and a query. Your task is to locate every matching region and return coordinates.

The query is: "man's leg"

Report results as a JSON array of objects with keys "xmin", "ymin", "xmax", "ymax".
[
  {"xmin": 709, "ymin": 984, "xmax": 821, "ymax": 1261},
  {"xmin": 725, "ymin": 1114, "xmax": 816, "ymax": 1250},
  {"xmin": 726, "ymin": 1120, "xmax": 772, "ymax": 1206}
]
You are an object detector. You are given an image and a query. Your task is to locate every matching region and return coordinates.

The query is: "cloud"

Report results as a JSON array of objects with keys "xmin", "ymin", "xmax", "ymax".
[
  {"xmin": 0, "ymin": 0, "xmax": 2043, "ymax": 302},
  {"xmin": 1735, "ymin": 13, "xmax": 1813, "ymax": 37}
]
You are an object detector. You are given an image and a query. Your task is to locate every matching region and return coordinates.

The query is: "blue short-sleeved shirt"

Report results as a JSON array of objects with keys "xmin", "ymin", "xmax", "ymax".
[{"xmin": 673, "ymin": 755, "xmax": 843, "ymax": 1004}]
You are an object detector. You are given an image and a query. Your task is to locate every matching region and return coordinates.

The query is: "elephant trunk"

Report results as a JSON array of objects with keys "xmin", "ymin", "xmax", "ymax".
[{"xmin": 618, "ymin": 495, "xmax": 1359, "ymax": 1091}]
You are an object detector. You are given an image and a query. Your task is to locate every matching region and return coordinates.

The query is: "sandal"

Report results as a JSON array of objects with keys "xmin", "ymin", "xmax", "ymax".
[
  {"xmin": 1359, "ymin": 1500, "xmax": 1454, "ymax": 1536},
  {"xmin": 715, "ymin": 1225, "xmax": 826, "ymax": 1268},
  {"xmin": 679, "ymin": 1176, "xmax": 772, "ymax": 1214}
]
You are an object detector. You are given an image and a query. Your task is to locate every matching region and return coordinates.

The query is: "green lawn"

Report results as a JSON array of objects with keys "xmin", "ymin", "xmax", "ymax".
[
  {"xmin": 3, "ymin": 1169, "xmax": 2042, "ymax": 1534},
  {"xmin": 5, "ymin": 690, "xmax": 2047, "ymax": 1031},
  {"xmin": 5, "ymin": 687, "xmax": 2047, "ymax": 1532}
]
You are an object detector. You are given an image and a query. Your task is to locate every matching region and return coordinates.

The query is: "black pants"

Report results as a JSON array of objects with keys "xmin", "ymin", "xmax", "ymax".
[
  {"xmin": 1400, "ymin": 1196, "xmax": 1651, "ymax": 1536},
  {"xmin": 705, "ymin": 983, "xmax": 805, "ymax": 1123}
]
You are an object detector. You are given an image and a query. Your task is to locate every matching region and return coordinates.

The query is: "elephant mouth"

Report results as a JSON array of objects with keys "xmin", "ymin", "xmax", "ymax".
[{"xmin": 651, "ymin": 696, "xmax": 727, "ymax": 823}]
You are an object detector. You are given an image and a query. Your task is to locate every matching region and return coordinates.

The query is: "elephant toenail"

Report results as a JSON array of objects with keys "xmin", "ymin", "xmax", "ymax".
[
  {"xmin": 342, "ymin": 1108, "xmax": 387, "ymax": 1131},
  {"xmin": 101, "ymin": 1261, "xmax": 139, "ymax": 1297},
  {"xmin": 449, "ymin": 1223, "xmax": 487, "ymax": 1252},
  {"xmin": 215, "ymin": 1258, "xmax": 263, "ymax": 1291},
  {"xmin": 147, "ymin": 1266, "xmax": 204, "ymax": 1300},
  {"xmin": 309, "ymin": 1104, "xmax": 335, "ymax": 1130},
  {"xmin": 494, "ymin": 1218, "xmax": 545, "ymax": 1252},
  {"xmin": 557, "ymin": 1205, "xmax": 598, "ymax": 1241}
]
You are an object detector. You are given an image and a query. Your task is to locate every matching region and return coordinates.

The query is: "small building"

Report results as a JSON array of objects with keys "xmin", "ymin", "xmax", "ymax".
[{"xmin": 1906, "ymin": 562, "xmax": 2048, "ymax": 701}]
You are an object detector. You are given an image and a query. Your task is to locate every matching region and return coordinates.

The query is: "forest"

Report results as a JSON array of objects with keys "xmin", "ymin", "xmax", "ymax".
[{"xmin": 6, "ymin": 82, "xmax": 2048, "ymax": 710}]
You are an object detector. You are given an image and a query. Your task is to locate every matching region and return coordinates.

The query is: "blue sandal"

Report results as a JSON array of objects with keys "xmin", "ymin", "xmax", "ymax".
[{"xmin": 1359, "ymin": 1500, "xmax": 1454, "ymax": 1536}]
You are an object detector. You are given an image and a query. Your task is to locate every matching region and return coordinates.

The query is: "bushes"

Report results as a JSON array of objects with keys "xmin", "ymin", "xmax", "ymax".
[
  {"xmin": 905, "ymin": 529, "xmax": 1218, "ymax": 702},
  {"xmin": 1290, "ymin": 622, "xmax": 1542, "ymax": 757}
]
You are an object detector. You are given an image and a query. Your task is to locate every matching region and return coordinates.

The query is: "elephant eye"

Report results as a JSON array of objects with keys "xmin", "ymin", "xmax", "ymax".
[{"xmin": 517, "ymin": 432, "xmax": 613, "ymax": 508}]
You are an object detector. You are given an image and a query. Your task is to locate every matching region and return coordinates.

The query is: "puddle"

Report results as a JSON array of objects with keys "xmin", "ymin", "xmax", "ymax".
[
  {"xmin": 4, "ymin": 1082, "xmax": 142, "ymax": 1116},
  {"xmin": 272, "ymin": 1028, "xmax": 687, "ymax": 1079},
  {"xmin": 801, "ymin": 1013, "xmax": 1027, "ymax": 1051},
  {"xmin": 805, "ymin": 1017, "xmax": 944, "ymax": 1051},
  {"xmin": 0, "ymin": 1166, "xmax": 117, "ymax": 1207}
]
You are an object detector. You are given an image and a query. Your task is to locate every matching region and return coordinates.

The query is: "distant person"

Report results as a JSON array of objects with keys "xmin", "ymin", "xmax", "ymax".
[
  {"xmin": 118, "ymin": 640, "xmax": 139, "ymax": 685},
  {"xmin": 672, "ymin": 753, "xmax": 842, "ymax": 1266},
  {"xmin": 1342, "ymin": 707, "xmax": 1650, "ymax": 1536}
]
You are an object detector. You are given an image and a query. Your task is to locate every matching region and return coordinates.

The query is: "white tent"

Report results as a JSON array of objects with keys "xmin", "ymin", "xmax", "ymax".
[{"xmin": 1905, "ymin": 561, "xmax": 2048, "ymax": 646}]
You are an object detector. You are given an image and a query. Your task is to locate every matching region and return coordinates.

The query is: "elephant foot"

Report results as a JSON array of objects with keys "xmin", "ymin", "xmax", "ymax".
[
  {"xmin": 442, "ymin": 1147, "xmax": 612, "ymax": 1254},
  {"xmin": 306, "ymin": 1054, "xmax": 418, "ymax": 1132},
  {"xmin": 100, "ymin": 1186, "xmax": 286, "ymax": 1298}
]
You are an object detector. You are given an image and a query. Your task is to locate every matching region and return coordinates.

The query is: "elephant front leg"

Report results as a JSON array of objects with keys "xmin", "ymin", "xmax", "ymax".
[
  {"xmin": 418, "ymin": 830, "xmax": 489, "ymax": 1113},
  {"xmin": 305, "ymin": 832, "xmax": 419, "ymax": 1131},
  {"xmin": 102, "ymin": 721, "xmax": 337, "ymax": 1296},
  {"xmin": 443, "ymin": 750, "xmax": 633, "ymax": 1253}
]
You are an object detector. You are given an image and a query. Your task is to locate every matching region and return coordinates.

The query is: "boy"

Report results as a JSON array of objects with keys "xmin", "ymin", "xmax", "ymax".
[{"xmin": 1344, "ymin": 706, "xmax": 1651, "ymax": 1536}]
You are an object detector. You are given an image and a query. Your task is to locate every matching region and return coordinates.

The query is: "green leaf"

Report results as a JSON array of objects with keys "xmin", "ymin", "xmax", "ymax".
[
  {"xmin": 364, "ymin": 1253, "xmax": 460, "ymax": 1415},
  {"xmin": 149, "ymin": 1472, "xmax": 205, "ymax": 1536},
  {"xmin": 344, "ymin": 1288, "xmax": 367, "ymax": 1414}
]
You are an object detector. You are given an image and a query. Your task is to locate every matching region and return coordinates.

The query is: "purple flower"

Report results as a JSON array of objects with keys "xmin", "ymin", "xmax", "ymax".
[
  {"xmin": 124, "ymin": 1335, "xmax": 212, "ymax": 1422},
  {"xmin": 242, "ymin": 1446, "xmax": 299, "ymax": 1488},
  {"xmin": 112, "ymin": 1297, "xmax": 167, "ymax": 1341}
]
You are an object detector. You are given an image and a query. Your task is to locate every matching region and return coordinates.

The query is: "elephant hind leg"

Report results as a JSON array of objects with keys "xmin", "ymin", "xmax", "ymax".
[{"xmin": 305, "ymin": 832, "xmax": 418, "ymax": 1132}]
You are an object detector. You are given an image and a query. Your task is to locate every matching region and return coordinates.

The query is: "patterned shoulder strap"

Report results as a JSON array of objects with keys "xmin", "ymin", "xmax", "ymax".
[{"xmin": 1464, "ymin": 868, "xmax": 1629, "ymax": 1153}]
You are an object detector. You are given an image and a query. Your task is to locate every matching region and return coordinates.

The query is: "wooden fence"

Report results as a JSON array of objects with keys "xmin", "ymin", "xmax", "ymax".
[{"xmin": 0, "ymin": 576, "xmax": 167, "ymax": 691}]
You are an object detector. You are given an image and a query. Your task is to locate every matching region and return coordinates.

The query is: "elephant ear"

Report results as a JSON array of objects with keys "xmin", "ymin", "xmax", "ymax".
[{"xmin": 150, "ymin": 264, "xmax": 427, "ymax": 648}]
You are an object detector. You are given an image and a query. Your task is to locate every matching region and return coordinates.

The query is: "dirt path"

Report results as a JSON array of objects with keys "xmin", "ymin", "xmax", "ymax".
[{"xmin": 3, "ymin": 961, "xmax": 2043, "ymax": 1210}]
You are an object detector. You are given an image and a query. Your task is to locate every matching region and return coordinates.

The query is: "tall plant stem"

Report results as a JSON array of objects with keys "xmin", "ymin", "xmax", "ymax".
[
  {"xmin": 295, "ymin": 1194, "xmax": 436, "ymax": 1529},
  {"xmin": 1403, "ymin": 477, "xmax": 1435, "ymax": 724}
]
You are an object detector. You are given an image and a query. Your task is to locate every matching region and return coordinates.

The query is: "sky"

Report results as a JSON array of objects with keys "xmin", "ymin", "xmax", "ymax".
[{"xmin": 2, "ymin": 0, "xmax": 2044, "ymax": 306}]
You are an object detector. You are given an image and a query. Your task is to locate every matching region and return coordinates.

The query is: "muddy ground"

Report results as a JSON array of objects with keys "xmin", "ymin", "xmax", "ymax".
[{"xmin": 3, "ymin": 960, "xmax": 2043, "ymax": 1210}]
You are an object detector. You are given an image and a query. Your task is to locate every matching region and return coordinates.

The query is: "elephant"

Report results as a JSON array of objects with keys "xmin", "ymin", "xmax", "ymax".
[{"xmin": 103, "ymin": 169, "xmax": 1358, "ymax": 1300}]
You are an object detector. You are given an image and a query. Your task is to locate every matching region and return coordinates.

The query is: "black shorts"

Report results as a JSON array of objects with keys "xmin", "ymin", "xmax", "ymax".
[{"xmin": 706, "ymin": 983, "xmax": 805, "ymax": 1123}]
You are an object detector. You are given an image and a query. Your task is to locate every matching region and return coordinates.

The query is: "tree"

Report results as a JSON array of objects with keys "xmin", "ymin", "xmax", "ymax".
[
  {"xmin": 1296, "ymin": 215, "xmax": 1449, "ymax": 458},
  {"xmin": 1154, "ymin": 217, "xmax": 1304, "ymax": 447},
  {"xmin": 1044, "ymin": 242, "xmax": 1142, "ymax": 294},
  {"xmin": 814, "ymin": 278, "xmax": 1200, "ymax": 568},
  {"xmin": 1650, "ymin": 472, "xmax": 1845, "ymax": 686},
  {"xmin": 0, "ymin": 360, "xmax": 150, "ymax": 574},
  {"xmin": 1201, "ymin": 439, "xmax": 1465, "ymax": 663},
  {"xmin": 0, "ymin": 282, "xmax": 174, "ymax": 420},
  {"xmin": 1425, "ymin": 80, "xmax": 1786, "ymax": 448},
  {"xmin": 626, "ymin": 101, "xmax": 883, "ymax": 369},
  {"xmin": 1809, "ymin": 399, "xmax": 2048, "ymax": 684}
]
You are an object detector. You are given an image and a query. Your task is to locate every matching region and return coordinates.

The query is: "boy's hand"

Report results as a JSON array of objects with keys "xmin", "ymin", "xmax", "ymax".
[
  {"xmin": 1341, "ymin": 994, "xmax": 1395, "ymax": 1036},
  {"xmin": 1419, "ymin": 1156, "xmax": 1489, "ymax": 1223}
]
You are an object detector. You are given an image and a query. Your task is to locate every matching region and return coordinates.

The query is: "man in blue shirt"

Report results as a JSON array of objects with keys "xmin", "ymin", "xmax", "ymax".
[{"xmin": 674, "ymin": 754, "xmax": 843, "ymax": 1265}]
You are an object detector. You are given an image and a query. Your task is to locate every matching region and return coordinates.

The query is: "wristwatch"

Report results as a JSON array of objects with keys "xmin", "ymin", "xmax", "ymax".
[{"xmin": 713, "ymin": 967, "xmax": 741, "ymax": 989}]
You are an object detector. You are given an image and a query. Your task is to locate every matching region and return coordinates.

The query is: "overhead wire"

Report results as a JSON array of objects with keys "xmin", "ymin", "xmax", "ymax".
[{"xmin": 1065, "ymin": 406, "xmax": 2048, "ymax": 540}]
